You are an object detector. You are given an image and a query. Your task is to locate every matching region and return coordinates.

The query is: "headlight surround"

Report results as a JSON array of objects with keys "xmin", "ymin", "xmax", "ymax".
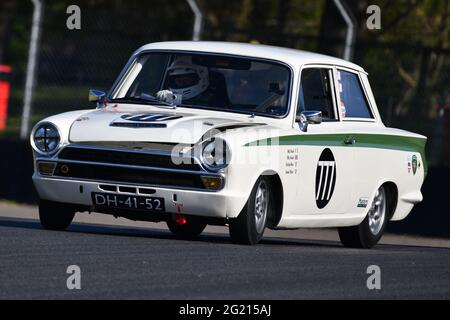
[
  {"xmin": 31, "ymin": 122, "xmax": 61, "ymax": 155},
  {"xmin": 200, "ymin": 138, "xmax": 231, "ymax": 172}
]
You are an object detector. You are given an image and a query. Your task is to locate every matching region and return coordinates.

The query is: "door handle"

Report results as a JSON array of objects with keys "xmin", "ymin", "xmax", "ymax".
[{"xmin": 344, "ymin": 136, "xmax": 356, "ymax": 145}]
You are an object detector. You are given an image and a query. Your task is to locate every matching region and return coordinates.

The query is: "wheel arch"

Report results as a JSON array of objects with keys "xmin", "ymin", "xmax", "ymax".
[
  {"xmin": 381, "ymin": 181, "xmax": 398, "ymax": 220},
  {"xmin": 260, "ymin": 170, "xmax": 284, "ymax": 229}
]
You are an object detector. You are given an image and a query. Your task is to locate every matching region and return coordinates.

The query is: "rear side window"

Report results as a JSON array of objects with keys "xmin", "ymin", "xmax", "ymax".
[{"xmin": 337, "ymin": 70, "xmax": 373, "ymax": 119}]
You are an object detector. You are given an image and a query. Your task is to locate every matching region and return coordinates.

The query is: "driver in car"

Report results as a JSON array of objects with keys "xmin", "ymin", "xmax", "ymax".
[{"xmin": 157, "ymin": 56, "xmax": 231, "ymax": 108}]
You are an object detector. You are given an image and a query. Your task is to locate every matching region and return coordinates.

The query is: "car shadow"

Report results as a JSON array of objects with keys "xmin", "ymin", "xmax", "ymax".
[
  {"xmin": 0, "ymin": 217, "xmax": 346, "ymax": 248},
  {"xmin": 4, "ymin": 217, "xmax": 446, "ymax": 251}
]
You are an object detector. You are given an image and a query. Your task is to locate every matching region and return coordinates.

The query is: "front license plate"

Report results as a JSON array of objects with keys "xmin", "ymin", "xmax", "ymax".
[{"xmin": 92, "ymin": 193, "xmax": 165, "ymax": 212}]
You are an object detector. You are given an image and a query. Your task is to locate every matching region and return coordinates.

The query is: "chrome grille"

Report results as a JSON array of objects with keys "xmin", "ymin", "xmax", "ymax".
[{"xmin": 57, "ymin": 145, "xmax": 201, "ymax": 171}]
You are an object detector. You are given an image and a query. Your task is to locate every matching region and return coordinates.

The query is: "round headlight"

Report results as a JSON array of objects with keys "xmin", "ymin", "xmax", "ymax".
[
  {"xmin": 201, "ymin": 138, "xmax": 230, "ymax": 171},
  {"xmin": 32, "ymin": 123, "xmax": 61, "ymax": 155}
]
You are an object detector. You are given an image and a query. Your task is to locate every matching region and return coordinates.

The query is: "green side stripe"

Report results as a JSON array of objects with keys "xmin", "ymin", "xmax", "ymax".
[{"xmin": 245, "ymin": 133, "xmax": 428, "ymax": 176}]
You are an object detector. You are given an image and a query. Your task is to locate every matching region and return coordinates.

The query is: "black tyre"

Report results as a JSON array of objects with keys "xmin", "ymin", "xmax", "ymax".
[
  {"xmin": 229, "ymin": 177, "xmax": 272, "ymax": 245},
  {"xmin": 166, "ymin": 215, "xmax": 207, "ymax": 239},
  {"xmin": 338, "ymin": 186, "xmax": 388, "ymax": 249},
  {"xmin": 39, "ymin": 200, "xmax": 76, "ymax": 231}
]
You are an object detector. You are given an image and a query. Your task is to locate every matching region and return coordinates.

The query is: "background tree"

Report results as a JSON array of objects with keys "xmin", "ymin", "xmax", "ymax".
[{"xmin": 0, "ymin": 0, "xmax": 448, "ymax": 166}]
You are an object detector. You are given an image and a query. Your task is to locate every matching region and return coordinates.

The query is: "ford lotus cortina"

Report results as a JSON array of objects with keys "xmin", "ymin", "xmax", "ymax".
[{"xmin": 31, "ymin": 42, "xmax": 427, "ymax": 248}]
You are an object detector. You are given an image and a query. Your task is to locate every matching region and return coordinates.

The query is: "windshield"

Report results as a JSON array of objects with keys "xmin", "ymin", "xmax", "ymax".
[{"xmin": 111, "ymin": 52, "xmax": 292, "ymax": 117}]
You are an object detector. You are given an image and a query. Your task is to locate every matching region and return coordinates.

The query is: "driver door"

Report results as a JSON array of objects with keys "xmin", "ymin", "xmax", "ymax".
[{"xmin": 293, "ymin": 66, "xmax": 355, "ymax": 215}]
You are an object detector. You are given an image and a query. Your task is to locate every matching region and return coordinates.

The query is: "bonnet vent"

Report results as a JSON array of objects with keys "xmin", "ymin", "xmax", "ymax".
[{"xmin": 110, "ymin": 113, "xmax": 183, "ymax": 128}]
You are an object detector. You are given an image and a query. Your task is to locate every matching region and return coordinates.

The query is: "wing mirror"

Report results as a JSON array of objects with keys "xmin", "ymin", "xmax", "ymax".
[
  {"xmin": 89, "ymin": 89, "xmax": 106, "ymax": 108},
  {"xmin": 296, "ymin": 111, "xmax": 322, "ymax": 132}
]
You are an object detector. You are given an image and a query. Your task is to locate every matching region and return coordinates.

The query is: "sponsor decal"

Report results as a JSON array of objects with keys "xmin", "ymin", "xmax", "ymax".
[
  {"xmin": 357, "ymin": 197, "xmax": 369, "ymax": 208},
  {"xmin": 407, "ymin": 154, "xmax": 419, "ymax": 175},
  {"xmin": 340, "ymin": 106, "xmax": 346, "ymax": 118},
  {"xmin": 407, "ymin": 155, "xmax": 412, "ymax": 174},
  {"xmin": 315, "ymin": 148, "xmax": 336, "ymax": 209},
  {"xmin": 412, "ymin": 155, "xmax": 418, "ymax": 175},
  {"xmin": 285, "ymin": 148, "xmax": 299, "ymax": 175},
  {"xmin": 339, "ymin": 101, "xmax": 346, "ymax": 118}
]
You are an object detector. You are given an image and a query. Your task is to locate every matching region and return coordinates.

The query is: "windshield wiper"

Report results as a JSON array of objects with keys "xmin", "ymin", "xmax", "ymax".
[{"xmin": 110, "ymin": 95, "xmax": 176, "ymax": 109}]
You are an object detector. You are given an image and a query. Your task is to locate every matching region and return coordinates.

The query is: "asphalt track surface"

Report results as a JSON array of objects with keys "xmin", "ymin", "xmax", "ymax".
[{"xmin": 0, "ymin": 204, "xmax": 449, "ymax": 299}]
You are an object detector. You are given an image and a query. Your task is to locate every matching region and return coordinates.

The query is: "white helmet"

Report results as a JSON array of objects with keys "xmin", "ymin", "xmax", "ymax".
[{"xmin": 166, "ymin": 57, "xmax": 209, "ymax": 100}]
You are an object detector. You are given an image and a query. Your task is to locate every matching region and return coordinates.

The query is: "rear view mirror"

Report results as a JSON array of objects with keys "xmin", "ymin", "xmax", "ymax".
[
  {"xmin": 89, "ymin": 89, "xmax": 106, "ymax": 109},
  {"xmin": 89, "ymin": 89, "xmax": 106, "ymax": 102}
]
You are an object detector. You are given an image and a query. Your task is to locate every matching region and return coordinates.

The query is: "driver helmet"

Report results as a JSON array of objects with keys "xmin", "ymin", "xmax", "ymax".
[{"xmin": 167, "ymin": 56, "xmax": 209, "ymax": 100}]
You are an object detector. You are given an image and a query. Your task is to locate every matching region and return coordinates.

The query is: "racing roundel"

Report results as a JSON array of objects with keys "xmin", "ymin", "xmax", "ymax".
[{"xmin": 315, "ymin": 149, "xmax": 336, "ymax": 209}]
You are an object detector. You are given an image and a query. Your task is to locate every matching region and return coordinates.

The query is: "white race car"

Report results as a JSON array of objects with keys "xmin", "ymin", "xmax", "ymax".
[{"xmin": 31, "ymin": 42, "xmax": 427, "ymax": 248}]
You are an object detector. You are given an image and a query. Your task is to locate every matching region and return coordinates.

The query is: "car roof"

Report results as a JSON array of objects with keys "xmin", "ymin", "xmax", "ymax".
[{"xmin": 136, "ymin": 41, "xmax": 366, "ymax": 73}]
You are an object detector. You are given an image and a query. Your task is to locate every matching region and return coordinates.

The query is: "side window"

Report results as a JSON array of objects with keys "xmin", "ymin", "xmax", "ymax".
[
  {"xmin": 297, "ymin": 68, "xmax": 336, "ymax": 120},
  {"xmin": 337, "ymin": 70, "xmax": 373, "ymax": 119}
]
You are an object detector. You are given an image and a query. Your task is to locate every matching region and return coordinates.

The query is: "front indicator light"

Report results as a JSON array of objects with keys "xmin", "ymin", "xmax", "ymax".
[
  {"xmin": 60, "ymin": 164, "xmax": 70, "ymax": 174},
  {"xmin": 37, "ymin": 162, "xmax": 56, "ymax": 176},
  {"xmin": 201, "ymin": 176, "xmax": 224, "ymax": 190}
]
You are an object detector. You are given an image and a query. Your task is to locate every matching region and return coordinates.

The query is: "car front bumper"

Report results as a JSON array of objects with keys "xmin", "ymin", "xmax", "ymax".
[{"xmin": 33, "ymin": 174, "xmax": 245, "ymax": 219}]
